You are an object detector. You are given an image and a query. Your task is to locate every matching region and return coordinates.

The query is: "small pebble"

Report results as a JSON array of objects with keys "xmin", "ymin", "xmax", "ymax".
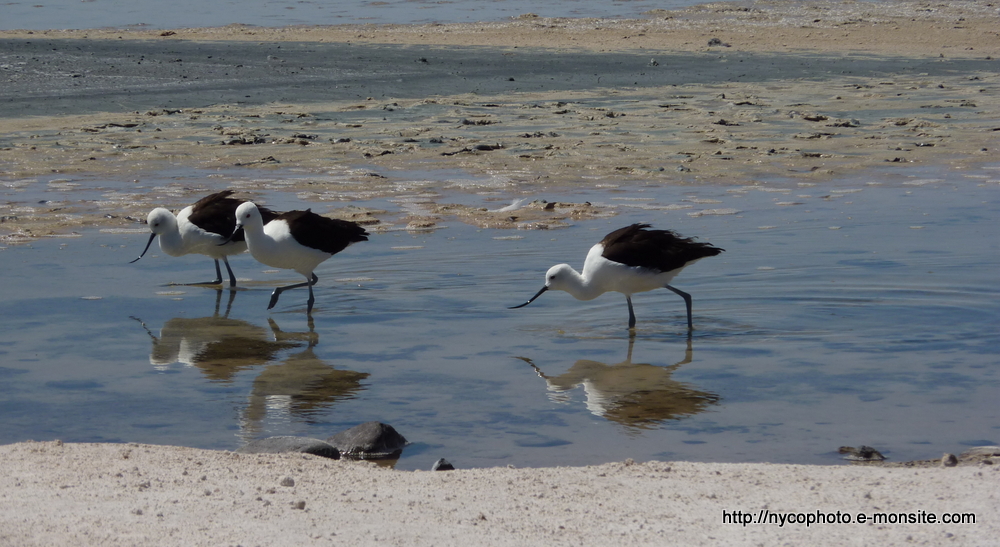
[
  {"xmin": 280, "ymin": 476, "xmax": 295, "ymax": 487},
  {"xmin": 432, "ymin": 458, "xmax": 455, "ymax": 471},
  {"xmin": 941, "ymin": 453, "xmax": 958, "ymax": 467}
]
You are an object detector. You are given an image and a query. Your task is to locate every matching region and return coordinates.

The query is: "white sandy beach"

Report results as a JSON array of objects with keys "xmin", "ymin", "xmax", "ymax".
[{"xmin": 1, "ymin": 441, "xmax": 997, "ymax": 546}]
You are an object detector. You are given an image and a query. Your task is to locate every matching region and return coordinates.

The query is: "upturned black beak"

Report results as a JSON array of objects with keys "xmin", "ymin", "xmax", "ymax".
[
  {"xmin": 129, "ymin": 233, "xmax": 157, "ymax": 264},
  {"xmin": 509, "ymin": 286, "xmax": 548, "ymax": 309},
  {"xmin": 219, "ymin": 225, "xmax": 240, "ymax": 246}
]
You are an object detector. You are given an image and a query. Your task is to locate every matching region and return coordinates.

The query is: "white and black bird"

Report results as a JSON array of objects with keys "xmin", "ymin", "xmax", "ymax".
[
  {"xmin": 131, "ymin": 190, "xmax": 278, "ymax": 287},
  {"xmin": 510, "ymin": 223, "xmax": 724, "ymax": 330},
  {"xmin": 229, "ymin": 201, "xmax": 369, "ymax": 314}
]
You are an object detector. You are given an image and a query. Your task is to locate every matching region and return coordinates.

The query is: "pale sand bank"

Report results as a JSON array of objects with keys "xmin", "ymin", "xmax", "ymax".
[{"xmin": 1, "ymin": 441, "xmax": 997, "ymax": 546}]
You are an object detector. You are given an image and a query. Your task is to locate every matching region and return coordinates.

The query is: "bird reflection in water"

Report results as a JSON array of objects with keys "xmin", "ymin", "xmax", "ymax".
[
  {"xmin": 239, "ymin": 318, "xmax": 369, "ymax": 440},
  {"xmin": 518, "ymin": 336, "xmax": 720, "ymax": 430},
  {"xmin": 132, "ymin": 290, "xmax": 369, "ymax": 439},
  {"xmin": 133, "ymin": 290, "xmax": 299, "ymax": 381}
]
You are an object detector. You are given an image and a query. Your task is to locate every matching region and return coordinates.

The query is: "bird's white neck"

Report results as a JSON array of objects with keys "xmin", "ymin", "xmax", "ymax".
[
  {"xmin": 238, "ymin": 214, "xmax": 270, "ymax": 250},
  {"xmin": 548, "ymin": 264, "xmax": 603, "ymax": 301},
  {"xmin": 157, "ymin": 225, "xmax": 186, "ymax": 257},
  {"xmin": 241, "ymin": 218, "xmax": 265, "ymax": 238}
]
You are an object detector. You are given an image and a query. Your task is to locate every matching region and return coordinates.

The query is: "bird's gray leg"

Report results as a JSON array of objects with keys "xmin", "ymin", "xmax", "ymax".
[
  {"xmin": 306, "ymin": 273, "xmax": 318, "ymax": 315},
  {"xmin": 626, "ymin": 295, "xmax": 636, "ymax": 329},
  {"xmin": 267, "ymin": 287, "xmax": 284, "ymax": 310},
  {"xmin": 267, "ymin": 283, "xmax": 304, "ymax": 310},
  {"xmin": 267, "ymin": 281, "xmax": 308, "ymax": 310},
  {"xmin": 170, "ymin": 259, "xmax": 224, "ymax": 286},
  {"xmin": 268, "ymin": 273, "xmax": 319, "ymax": 312},
  {"xmin": 221, "ymin": 257, "xmax": 238, "ymax": 288},
  {"xmin": 665, "ymin": 284, "xmax": 693, "ymax": 330},
  {"xmin": 207, "ymin": 259, "xmax": 224, "ymax": 285}
]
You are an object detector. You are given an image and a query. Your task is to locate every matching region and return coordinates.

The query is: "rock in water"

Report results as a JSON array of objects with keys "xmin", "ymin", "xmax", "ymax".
[{"xmin": 327, "ymin": 422, "xmax": 407, "ymax": 459}]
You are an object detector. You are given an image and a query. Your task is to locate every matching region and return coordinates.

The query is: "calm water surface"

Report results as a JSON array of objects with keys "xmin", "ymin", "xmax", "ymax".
[
  {"xmin": 1, "ymin": 0, "xmax": 896, "ymax": 30},
  {"xmin": 4, "ymin": 0, "xmax": 718, "ymax": 30},
  {"xmin": 1, "ymin": 165, "xmax": 998, "ymax": 470}
]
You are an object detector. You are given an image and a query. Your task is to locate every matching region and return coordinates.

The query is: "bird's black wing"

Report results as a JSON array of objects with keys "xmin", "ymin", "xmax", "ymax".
[
  {"xmin": 280, "ymin": 210, "xmax": 370, "ymax": 255},
  {"xmin": 257, "ymin": 205, "xmax": 281, "ymax": 225},
  {"xmin": 600, "ymin": 223, "xmax": 723, "ymax": 272},
  {"xmin": 187, "ymin": 190, "xmax": 242, "ymax": 239},
  {"xmin": 190, "ymin": 191, "xmax": 282, "ymax": 243}
]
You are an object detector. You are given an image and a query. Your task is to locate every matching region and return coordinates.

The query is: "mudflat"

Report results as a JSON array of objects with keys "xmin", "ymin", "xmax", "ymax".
[
  {"xmin": 1, "ymin": 0, "xmax": 998, "ymax": 238},
  {"xmin": 1, "ymin": 1, "xmax": 998, "ymax": 544}
]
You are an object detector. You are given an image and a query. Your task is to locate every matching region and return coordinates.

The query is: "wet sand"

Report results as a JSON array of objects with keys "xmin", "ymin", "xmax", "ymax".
[
  {"xmin": 1, "ymin": 1, "xmax": 999, "ymax": 543},
  {"xmin": 2, "ymin": 0, "xmax": 998, "ymax": 239}
]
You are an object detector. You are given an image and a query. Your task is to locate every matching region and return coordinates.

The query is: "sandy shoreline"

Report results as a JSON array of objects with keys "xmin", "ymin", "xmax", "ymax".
[
  {"xmin": 2, "ymin": 0, "xmax": 998, "ymax": 240},
  {"xmin": 1, "ymin": 441, "xmax": 997, "ymax": 546},
  {"xmin": 2, "ymin": 1, "xmax": 999, "ymax": 543}
]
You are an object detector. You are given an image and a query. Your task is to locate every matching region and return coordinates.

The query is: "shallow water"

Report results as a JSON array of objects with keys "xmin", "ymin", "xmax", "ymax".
[
  {"xmin": 3, "ymin": 0, "xmax": 711, "ymax": 30},
  {"xmin": 1, "ymin": 164, "xmax": 998, "ymax": 470}
]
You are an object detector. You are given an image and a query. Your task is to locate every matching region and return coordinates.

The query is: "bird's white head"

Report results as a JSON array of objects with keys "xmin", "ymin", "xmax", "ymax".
[
  {"xmin": 145, "ymin": 208, "xmax": 177, "ymax": 235},
  {"xmin": 234, "ymin": 201, "xmax": 261, "ymax": 231},
  {"xmin": 510, "ymin": 263, "xmax": 583, "ymax": 310},
  {"xmin": 544, "ymin": 263, "xmax": 579, "ymax": 293}
]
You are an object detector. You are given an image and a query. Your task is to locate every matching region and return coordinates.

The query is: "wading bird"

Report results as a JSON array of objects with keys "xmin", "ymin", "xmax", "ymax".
[
  {"xmin": 510, "ymin": 223, "xmax": 724, "ymax": 330},
  {"xmin": 229, "ymin": 201, "xmax": 369, "ymax": 314},
  {"xmin": 131, "ymin": 190, "xmax": 277, "ymax": 287}
]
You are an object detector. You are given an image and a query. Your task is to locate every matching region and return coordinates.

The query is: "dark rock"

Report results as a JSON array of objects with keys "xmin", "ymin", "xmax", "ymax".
[
  {"xmin": 327, "ymin": 421, "xmax": 407, "ymax": 460},
  {"xmin": 432, "ymin": 458, "xmax": 455, "ymax": 471},
  {"xmin": 838, "ymin": 445, "xmax": 886, "ymax": 462},
  {"xmin": 235, "ymin": 436, "xmax": 340, "ymax": 459}
]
